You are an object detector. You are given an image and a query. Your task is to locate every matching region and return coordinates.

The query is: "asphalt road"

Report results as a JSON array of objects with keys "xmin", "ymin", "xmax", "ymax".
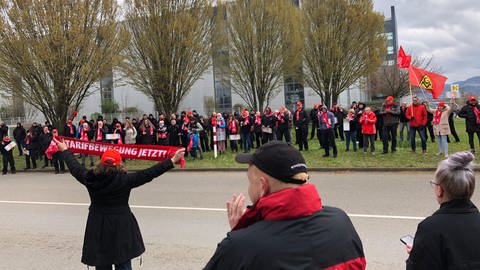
[{"xmin": 1, "ymin": 170, "xmax": 479, "ymax": 270}]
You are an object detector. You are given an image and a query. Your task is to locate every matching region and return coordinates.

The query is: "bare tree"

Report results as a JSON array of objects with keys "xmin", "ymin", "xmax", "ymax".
[
  {"xmin": 223, "ymin": 0, "xmax": 302, "ymax": 111},
  {"xmin": 122, "ymin": 0, "xmax": 215, "ymax": 115},
  {"xmin": 0, "ymin": 0, "xmax": 128, "ymax": 129},
  {"xmin": 302, "ymin": 0, "xmax": 386, "ymax": 107}
]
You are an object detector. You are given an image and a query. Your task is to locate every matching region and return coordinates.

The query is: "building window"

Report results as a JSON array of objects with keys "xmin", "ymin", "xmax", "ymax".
[{"xmin": 387, "ymin": 46, "xmax": 394, "ymax": 55}]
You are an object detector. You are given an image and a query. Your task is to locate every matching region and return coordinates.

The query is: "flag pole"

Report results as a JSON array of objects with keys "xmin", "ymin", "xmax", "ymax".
[{"xmin": 408, "ymin": 67, "xmax": 415, "ymax": 118}]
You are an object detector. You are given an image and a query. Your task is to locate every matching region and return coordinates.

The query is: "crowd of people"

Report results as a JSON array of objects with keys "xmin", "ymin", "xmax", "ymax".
[
  {"xmin": 3, "ymin": 94, "xmax": 480, "ymax": 174},
  {"xmin": 2, "ymin": 96, "xmax": 480, "ymax": 269}
]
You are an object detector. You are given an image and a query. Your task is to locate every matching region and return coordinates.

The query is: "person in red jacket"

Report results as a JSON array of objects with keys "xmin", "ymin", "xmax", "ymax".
[
  {"xmin": 406, "ymin": 96, "xmax": 428, "ymax": 153},
  {"xmin": 359, "ymin": 107, "xmax": 377, "ymax": 155}
]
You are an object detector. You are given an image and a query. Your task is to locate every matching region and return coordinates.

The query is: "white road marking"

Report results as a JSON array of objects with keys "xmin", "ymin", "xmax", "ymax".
[
  {"xmin": 348, "ymin": 214, "xmax": 425, "ymax": 220},
  {"xmin": 0, "ymin": 200, "xmax": 425, "ymax": 220}
]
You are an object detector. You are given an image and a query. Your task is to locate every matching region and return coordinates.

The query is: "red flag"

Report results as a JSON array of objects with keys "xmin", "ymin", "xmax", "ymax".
[
  {"xmin": 397, "ymin": 46, "xmax": 411, "ymax": 68},
  {"xmin": 408, "ymin": 66, "xmax": 448, "ymax": 100}
]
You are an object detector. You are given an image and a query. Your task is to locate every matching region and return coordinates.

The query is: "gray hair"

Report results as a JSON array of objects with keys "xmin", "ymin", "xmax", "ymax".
[{"xmin": 435, "ymin": 151, "xmax": 475, "ymax": 200}]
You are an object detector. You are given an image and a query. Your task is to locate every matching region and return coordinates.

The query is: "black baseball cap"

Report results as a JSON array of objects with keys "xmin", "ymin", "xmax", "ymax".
[{"xmin": 235, "ymin": 141, "xmax": 308, "ymax": 184}]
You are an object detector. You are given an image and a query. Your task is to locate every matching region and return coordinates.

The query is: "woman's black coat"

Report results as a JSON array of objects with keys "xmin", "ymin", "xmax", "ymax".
[
  {"xmin": 407, "ymin": 199, "xmax": 480, "ymax": 269},
  {"xmin": 63, "ymin": 151, "xmax": 174, "ymax": 266}
]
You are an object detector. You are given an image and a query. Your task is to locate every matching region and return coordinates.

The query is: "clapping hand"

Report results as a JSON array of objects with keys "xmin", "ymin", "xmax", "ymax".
[{"xmin": 226, "ymin": 193, "xmax": 246, "ymax": 229}]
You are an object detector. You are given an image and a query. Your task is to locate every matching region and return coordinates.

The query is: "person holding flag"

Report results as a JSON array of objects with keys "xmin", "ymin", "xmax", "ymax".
[{"xmin": 406, "ymin": 96, "xmax": 428, "ymax": 154}]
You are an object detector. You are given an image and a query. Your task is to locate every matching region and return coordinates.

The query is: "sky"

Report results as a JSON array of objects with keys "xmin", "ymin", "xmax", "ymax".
[{"xmin": 373, "ymin": 0, "xmax": 480, "ymax": 83}]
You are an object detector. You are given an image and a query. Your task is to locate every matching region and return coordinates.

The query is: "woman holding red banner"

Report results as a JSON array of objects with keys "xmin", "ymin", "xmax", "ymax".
[{"xmin": 54, "ymin": 138, "xmax": 184, "ymax": 270}]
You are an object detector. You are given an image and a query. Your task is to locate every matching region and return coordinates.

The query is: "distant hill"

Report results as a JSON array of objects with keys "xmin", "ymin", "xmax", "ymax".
[{"xmin": 444, "ymin": 76, "xmax": 480, "ymax": 98}]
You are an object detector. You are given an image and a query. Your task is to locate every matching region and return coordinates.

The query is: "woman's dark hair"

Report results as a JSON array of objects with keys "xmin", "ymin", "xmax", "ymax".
[{"xmin": 93, "ymin": 163, "xmax": 127, "ymax": 175}]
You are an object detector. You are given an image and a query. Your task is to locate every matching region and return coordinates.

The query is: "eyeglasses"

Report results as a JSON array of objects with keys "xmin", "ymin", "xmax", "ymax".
[{"xmin": 429, "ymin": 180, "xmax": 440, "ymax": 188}]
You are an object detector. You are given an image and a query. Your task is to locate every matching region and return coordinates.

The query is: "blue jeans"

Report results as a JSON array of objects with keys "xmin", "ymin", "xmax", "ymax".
[
  {"xmin": 409, "ymin": 126, "xmax": 426, "ymax": 151},
  {"xmin": 96, "ymin": 260, "xmax": 132, "ymax": 270},
  {"xmin": 345, "ymin": 131, "xmax": 357, "ymax": 151},
  {"xmin": 241, "ymin": 131, "xmax": 252, "ymax": 152},
  {"xmin": 399, "ymin": 122, "xmax": 410, "ymax": 141},
  {"xmin": 436, "ymin": 135, "xmax": 448, "ymax": 155}
]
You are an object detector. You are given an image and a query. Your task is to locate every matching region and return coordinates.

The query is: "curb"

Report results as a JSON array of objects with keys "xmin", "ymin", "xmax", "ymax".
[{"xmin": 14, "ymin": 167, "xmax": 443, "ymax": 174}]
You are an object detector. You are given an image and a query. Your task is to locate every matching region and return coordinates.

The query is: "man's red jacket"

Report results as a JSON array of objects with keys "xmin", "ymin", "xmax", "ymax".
[{"xmin": 406, "ymin": 104, "xmax": 427, "ymax": 127}]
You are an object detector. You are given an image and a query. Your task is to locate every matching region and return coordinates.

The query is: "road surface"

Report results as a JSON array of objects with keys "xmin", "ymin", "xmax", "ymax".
[{"xmin": 1, "ymin": 170, "xmax": 478, "ymax": 269}]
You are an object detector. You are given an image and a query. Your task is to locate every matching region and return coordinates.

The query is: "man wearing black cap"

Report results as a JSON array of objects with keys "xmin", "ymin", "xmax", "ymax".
[{"xmin": 204, "ymin": 141, "xmax": 366, "ymax": 270}]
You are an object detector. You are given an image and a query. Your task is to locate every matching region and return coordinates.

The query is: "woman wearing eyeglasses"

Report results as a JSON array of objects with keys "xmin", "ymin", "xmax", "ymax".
[{"xmin": 405, "ymin": 151, "xmax": 480, "ymax": 269}]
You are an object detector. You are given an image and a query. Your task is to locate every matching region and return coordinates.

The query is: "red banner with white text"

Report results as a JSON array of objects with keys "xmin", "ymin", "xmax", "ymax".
[{"xmin": 61, "ymin": 136, "xmax": 183, "ymax": 162}]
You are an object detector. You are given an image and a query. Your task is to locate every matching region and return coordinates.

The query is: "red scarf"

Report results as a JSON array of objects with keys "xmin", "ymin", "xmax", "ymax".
[
  {"xmin": 278, "ymin": 113, "xmax": 285, "ymax": 124},
  {"xmin": 218, "ymin": 118, "xmax": 224, "ymax": 128},
  {"xmin": 67, "ymin": 124, "xmax": 74, "ymax": 135},
  {"xmin": 295, "ymin": 109, "xmax": 302, "ymax": 121},
  {"xmin": 157, "ymin": 126, "xmax": 167, "ymax": 139},
  {"xmin": 142, "ymin": 125, "xmax": 153, "ymax": 135},
  {"xmin": 96, "ymin": 128, "xmax": 102, "ymax": 141},
  {"xmin": 229, "ymin": 120, "xmax": 237, "ymax": 134},
  {"xmin": 385, "ymin": 104, "xmax": 391, "ymax": 110},
  {"xmin": 255, "ymin": 115, "xmax": 261, "ymax": 125},
  {"xmin": 26, "ymin": 133, "xmax": 31, "ymax": 145},
  {"xmin": 114, "ymin": 128, "xmax": 123, "ymax": 144},
  {"xmin": 432, "ymin": 108, "xmax": 443, "ymax": 125},
  {"xmin": 243, "ymin": 115, "xmax": 250, "ymax": 125},
  {"xmin": 473, "ymin": 106, "xmax": 480, "ymax": 125},
  {"xmin": 318, "ymin": 111, "xmax": 331, "ymax": 129},
  {"xmin": 347, "ymin": 113, "xmax": 354, "ymax": 121},
  {"xmin": 233, "ymin": 184, "xmax": 322, "ymax": 231},
  {"xmin": 187, "ymin": 134, "xmax": 194, "ymax": 152},
  {"xmin": 80, "ymin": 128, "xmax": 89, "ymax": 141}
]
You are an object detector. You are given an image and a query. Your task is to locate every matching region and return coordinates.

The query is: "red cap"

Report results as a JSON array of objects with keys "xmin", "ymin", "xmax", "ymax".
[
  {"xmin": 296, "ymin": 101, "xmax": 302, "ymax": 106},
  {"xmin": 100, "ymin": 149, "xmax": 122, "ymax": 167},
  {"xmin": 67, "ymin": 119, "xmax": 72, "ymax": 124},
  {"xmin": 438, "ymin": 102, "xmax": 445, "ymax": 107},
  {"xmin": 469, "ymin": 95, "xmax": 477, "ymax": 101},
  {"xmin": 386, "ymin": 96, "xmax": 394, "ymax": 101}
]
